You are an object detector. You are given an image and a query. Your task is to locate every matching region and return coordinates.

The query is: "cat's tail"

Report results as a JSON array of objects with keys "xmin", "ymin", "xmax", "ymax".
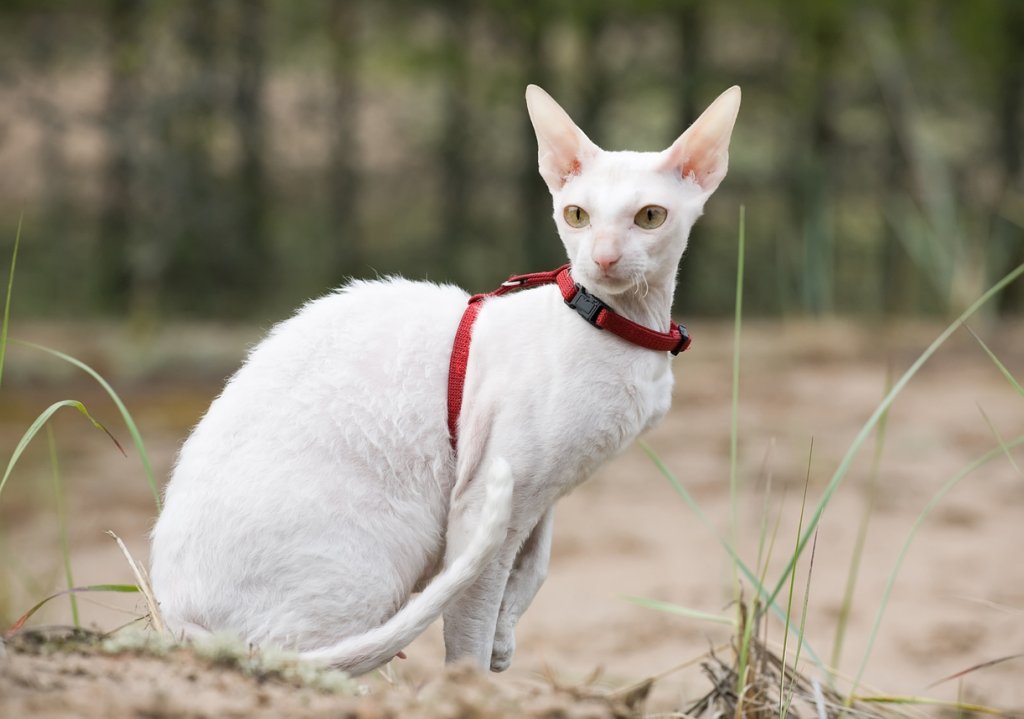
[{"xmin": 298, "ymin": 457, "xmax": 514, "ymax": 675}]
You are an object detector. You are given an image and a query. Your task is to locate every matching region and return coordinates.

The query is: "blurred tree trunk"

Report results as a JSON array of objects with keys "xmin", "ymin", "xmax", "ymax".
[
  {"xmin": 996, "ymin": 2, "xmax": 1024, "ymax": 314},
  {"xmin": 675, "ymin": 0, "xmax": 701, "ymax": 129},
  {"xmin": 880, "ymin": 111, "xmax": 916, "ymax": 314},
  {"xmin": 806, "ymin": 20, "xmax": 838, "ymax": 315},
  {"xmin": 328, "ymin": 0, "xmax": 363, "ymax": 281},
  {"xmin": 24, "ymin": 14, "xmax": 79, "ymax": 312},
  {"xmin": 870, "ymin": 10, "xmax": 928, "ymax": 315},
  {"xmin": 98, "ymin": 0, "xmax": 143, "ymax": 314},
  {"xmin": 232, "ymin": 0, "xmax": 270, "ymax": 301},
  {"xmin": 671, "ymin": 0, "xmax": 703, "ymax": 313},
  {"xmin": 517, "ymin": 1, "xmax": 555, "ymax": 271},
  {"xmin": 577, "ymin": 10, "xmax": 609, "ymax": 146},
  {"xmin": 790, "ymin": 8, "xmax": 840, "ymax": 316},
  {"xmin": 438, "ymin": 0, "xmax": 470, "ymax": 284},
  {"xmin": 165, "ymin": 0, "xmax": 227, "ymax": 314}
]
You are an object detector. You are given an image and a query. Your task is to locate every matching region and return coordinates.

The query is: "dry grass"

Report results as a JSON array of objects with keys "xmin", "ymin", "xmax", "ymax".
[{"xmin": 684, "ymin": 635, "xmax": 885, "ymax": 719}]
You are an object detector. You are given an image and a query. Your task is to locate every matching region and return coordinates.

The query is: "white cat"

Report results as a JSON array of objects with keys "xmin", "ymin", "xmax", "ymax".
[{"xmin": 149, "ymin": 83, "xmax": 740, "ymax": 675}]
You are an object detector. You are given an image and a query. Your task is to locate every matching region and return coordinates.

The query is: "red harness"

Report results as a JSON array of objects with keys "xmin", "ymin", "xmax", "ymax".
[{"xmin": 446, "ymin": 264, "xmax": 691, "ymax": 451}]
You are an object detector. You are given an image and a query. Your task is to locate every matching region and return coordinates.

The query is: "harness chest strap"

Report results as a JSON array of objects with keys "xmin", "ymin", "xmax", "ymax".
[{"xmin": 447, "ymin": 265, "xmax": 691, "ymax": 451}]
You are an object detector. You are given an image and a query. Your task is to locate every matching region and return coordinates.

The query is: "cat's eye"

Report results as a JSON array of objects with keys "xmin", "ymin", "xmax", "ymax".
[
  {"xmin": 563, "ymin": 205, "xmax": 590, "ymax": 228},
  {"xmin": 634, "ymin": 205, "xmax": 667, "ymax": 229}
]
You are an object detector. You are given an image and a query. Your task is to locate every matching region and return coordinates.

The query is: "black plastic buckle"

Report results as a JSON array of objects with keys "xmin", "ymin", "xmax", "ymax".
[
  {"xmin": 565, "ymin": 285, "xmax": 608, "ymax": 327},
  {"xmin": 671, "ymin": 324, "xmax": 691, "ymax": 355}
]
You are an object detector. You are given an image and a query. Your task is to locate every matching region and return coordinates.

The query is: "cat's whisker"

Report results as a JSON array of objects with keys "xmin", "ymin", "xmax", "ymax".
[{"xmin": 631, "ymin": 273, "xmax": 650, "ymax": 299}]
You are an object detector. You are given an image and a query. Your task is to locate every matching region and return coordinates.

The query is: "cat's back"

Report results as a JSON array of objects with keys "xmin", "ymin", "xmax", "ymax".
[
  {"xmin": 234, "ymin": 275, "xmax": 465, "ymax": 390},
  {"xmin": 166, "ymin": 276, "xmax": 468, "ymax": 494},
  {"xmin": 256, "ymin": 276, "xmax": 467, "ymax": 368}
]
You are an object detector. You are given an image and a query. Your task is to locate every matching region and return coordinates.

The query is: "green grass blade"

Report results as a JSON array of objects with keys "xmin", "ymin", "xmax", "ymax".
[
  {"xmin": 967, "ymin": 326, "xmax": 1024, "ymax": 398},
  {"xmin": 4, "ymin": 584, "xmax": 139, "ymax": 637},
  {"xmin": 729, "ymin": 205, "xmax": 750, "ymax": 703},
  {"xmin": 639, "ymin": 441, "xmax": 827, "ymax": 671},
  {"xmin": 927, "ymin": 653, "xmax": 1024, "ymax": 689},
  {"xmin": 790, "ymin": 529, "xmax": 817, "ymax": 699},
  {"xmin": 780, "ymin": 441, "xmax": 813, "ymax": 718},
  {"xmin": 735, "ymin": 601, "xmax": 758, "ymax": 707},
  {"xmin": 852, "ymin": 694, "xmax": 1010, "ymax": 717},
  {"xmin": 15, "ymin": 340, "xmax": 161, "ymax": 511},
  {"xmin": 641, "ymin": 440, "xmax": 713, "ymax": 524},
  {"xmin": 767, "ymin": 261, "xmax": 1024, "ymax": 608},
  {"xmin": 0, "ymin": 399, "xmax": 124, "ymax": 502},
  {"xmin": 755, "ymin": 469, "xmax": 784, "ymax": 598},
  {"xmin": 848, "ymin": 435, "xmax": 1024, "ymax": 701},
  {"xmin": 622, "ymin": 596, "xmax": 734, "ymax": 626},
  {"xmin": 753, "ymin": 446, "xmax": 776, "ymax": 583},
  {"xmin": 46, "ymin": 424, "xmax": 79, "ymax": 628},
  {"xmin": 830, "ymin": 370, "xmax": 893, "ymax": 674},
  {"xmin": 0, "ymin": 213, "xmax": 23, "ymax": 391},
  {"xmin": 977, "ymin": 403, "xmax": 1021, "ymax": 476},
  {"xmin": 729, "ymin": 205, "xmax": 746, "ymax": 594}
]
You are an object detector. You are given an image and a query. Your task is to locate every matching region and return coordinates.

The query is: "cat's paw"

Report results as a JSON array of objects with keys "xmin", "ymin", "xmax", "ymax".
[{"xmin": 489, "ymin": 632, "xmax": 515, "ymax": 672}]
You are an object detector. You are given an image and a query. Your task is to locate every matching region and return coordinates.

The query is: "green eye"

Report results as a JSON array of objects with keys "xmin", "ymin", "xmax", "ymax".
[
  {"xmin": 563, "ymin": 205, "xmax": 590, "ymax": 228},
  {"xmin": 634, "ymin": 205, "xmax": 667, "ymax": 229}
]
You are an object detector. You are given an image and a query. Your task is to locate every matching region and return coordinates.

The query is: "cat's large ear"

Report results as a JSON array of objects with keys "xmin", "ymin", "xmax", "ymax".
[
  {"xmin": 661, "ymin": 86, "xmax": 741, "ymax": 195},
  {"xmin": 525, "ymin": 85, "xmax": 600, "ymax": 192}
]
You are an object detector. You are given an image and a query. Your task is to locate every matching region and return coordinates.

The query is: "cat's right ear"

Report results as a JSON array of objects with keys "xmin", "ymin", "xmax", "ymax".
[
  {"xmin": 525, "ymin": 85, "xmax": 600, "ymax": 193},
  {"xmin": 661, "ymin": 85, "xmax": 741, "ymax": 196}
]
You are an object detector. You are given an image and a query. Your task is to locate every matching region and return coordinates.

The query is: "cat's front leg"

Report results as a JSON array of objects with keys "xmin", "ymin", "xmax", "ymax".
[
  {"xmin": 489, "ymin": 506, "xmax": 554, "ymax": 672},
  {"xmin": 441, "ymin": 530, "xmax": 522, "ymax": 668}
]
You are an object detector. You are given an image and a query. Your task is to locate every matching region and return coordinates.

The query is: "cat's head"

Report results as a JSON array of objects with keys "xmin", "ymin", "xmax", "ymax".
[{"xmin": 526, "ymin": 85, "xmax": 740, "ymax": 298}]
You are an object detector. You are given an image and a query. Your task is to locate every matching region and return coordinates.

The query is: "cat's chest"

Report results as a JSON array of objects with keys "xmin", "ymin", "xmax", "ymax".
[
  {"xmin": 467, "ymin": 292, "xmax": 676, "ymax": 481},
  {"xmin": 636, "ymin": 363, "xmax": 674, "ymax": 430},
  {"xmin": 536, "ymin": 347, "xmax": 673, "ymax": 492},
  {"xmin": 579, "ymin": 349, "xmax": 673, "ymax": 437}
]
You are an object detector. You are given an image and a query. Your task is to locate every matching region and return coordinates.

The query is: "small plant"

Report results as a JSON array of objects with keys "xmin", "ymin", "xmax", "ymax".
[{"xmin": 0, "ymin": 220, "xmax": 156, "ymax": 638}]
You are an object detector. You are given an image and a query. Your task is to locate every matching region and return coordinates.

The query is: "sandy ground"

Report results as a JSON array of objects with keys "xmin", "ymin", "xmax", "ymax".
[{"xmin": 1, "ymin": 319, "xmax": 1022, "ymax": 716}]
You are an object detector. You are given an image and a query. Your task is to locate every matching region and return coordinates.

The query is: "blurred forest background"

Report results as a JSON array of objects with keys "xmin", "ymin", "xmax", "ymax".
[{"xmin": 0, "ymin": 0, "xmax": 1022, "ymax": 322}]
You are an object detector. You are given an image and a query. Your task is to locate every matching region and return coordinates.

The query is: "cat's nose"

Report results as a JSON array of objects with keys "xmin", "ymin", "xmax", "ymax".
[{"xmin": 594, "ymin": 254, "xmax": 621, "ymax": 273}]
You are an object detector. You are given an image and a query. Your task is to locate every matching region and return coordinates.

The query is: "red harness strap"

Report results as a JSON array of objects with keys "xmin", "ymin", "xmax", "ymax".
[{"xmin": 447, "ymin": 265, "xmax": 691, "ymax": 451}]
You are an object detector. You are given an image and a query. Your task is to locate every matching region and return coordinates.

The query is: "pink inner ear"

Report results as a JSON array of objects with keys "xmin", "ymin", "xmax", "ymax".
[
  {"xmin": 672, "ymin": 138, "xmax": 723, "ymax": 188},
  {"xmin": 661, "ymin": 135, "xmax": 704, "ymax": 184},
  {"xmin": 551, "ymin": 157, "xmax": 582, "ymax": 189}
]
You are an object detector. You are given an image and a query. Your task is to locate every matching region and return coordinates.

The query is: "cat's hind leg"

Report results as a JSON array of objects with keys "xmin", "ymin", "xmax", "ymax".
[
  {"xmin": 489, "ymin": 506, "xmax": 554, "ymax": 671},
  {"xmin": 298, "ymin": 457, "xmax": 513, "ymax": 674},
  {"xmin": 441, "ymin": 460, "xmax": 530, "ymax": 669}
]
